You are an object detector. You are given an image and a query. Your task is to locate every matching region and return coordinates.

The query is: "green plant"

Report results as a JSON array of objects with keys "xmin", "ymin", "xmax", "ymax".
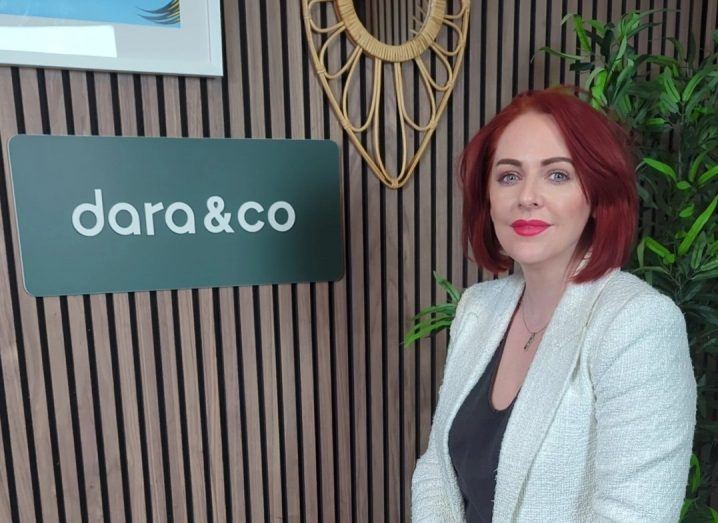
[
  {"xmin": 545, "ymin": 10, "xmax": 718, "ymax": 519},
  {"xmin": 404, "ymin": 8, "xmax": 718, "ymax": 519},
  {"xmin": 403, "ymin": 271, "xmax": 461, "ymax": 347},
  {"xmin": 683, "ymin": 453, "xmax": 718, "ymax": 522}
]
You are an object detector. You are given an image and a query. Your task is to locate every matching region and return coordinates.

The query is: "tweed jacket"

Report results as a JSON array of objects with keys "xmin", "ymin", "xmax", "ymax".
[{"xmin": 411, "ymin": 267, "xmax": 697, "ymax": 522}]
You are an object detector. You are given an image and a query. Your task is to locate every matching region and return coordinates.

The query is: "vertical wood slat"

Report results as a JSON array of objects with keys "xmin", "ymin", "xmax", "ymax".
[
  {"xmin": 288, "ymin": 2, "xmax": 321, "ymax": 522},
  {"xmin": 343, "ymin": 40, "xmax": 369, "ymax": 523},
  {"xmin": 16, "ymin": 67, "xmax": 62, "ymax": 523},
  {"xmin": 44, "ymin": 68, "xmax": 84, "ymax": 523},
  {"xmin": 131, "ymin": 72, "xmax": 171, "ymax": 519},
  {"xmin": 215, "ymin": 1, "xmax": 250, "ymax": 520},
  {"xmin": 0, "ymin": 427, "xmax": 10, "ymax": 522},
  {"xmin": 0, "ymin": 1, "xmax": 714, "ymax": 521},
  {"xmin": 159, "ymin": 287, "xmax": 187, "ymax": 522},
  {"xmin": 69, "ymin": 70, "xmax": 112, "ymax": 523},
  {"xmin": 132, "ymin": 284, "xmax": 167, "ymax": 523},
  {"xmin": 264, "ymin": 4, "xmax": 295, "ymax": 520},
  {"xmin": 325, "ymin": 4, "xmax": 354, "ymax": 520},
  {"xmin": 400, "ymin": 56, "xmax": 418, "ymax": 523},
  {"xmin": 117, "ymin": 72, "xmax": 151, "ymax": 523},
  {"xmin": 246, "ymin": 3, "xmax": 277, "ymax": 522},
  {"xmin": 384, "ymin": 33, "xmax": 401, "ymax": 523},
  {"xmin": 323, "ymin": 6, "xmax": 346, "ymax": 522},
  {"xmin": 0, "ymin": 67, "xmax": 37, "ymax": 523},
  {"xmin": 146, "ymin": 75, "xmax": 185, "ymax": 522},
  {"xmin": 91, "ymin": 72, "xmax": 126, "ymax": 523}
]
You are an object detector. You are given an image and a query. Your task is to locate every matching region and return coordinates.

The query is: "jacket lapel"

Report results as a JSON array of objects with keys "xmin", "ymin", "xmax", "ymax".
[
  {"xmin": 439, "ymin": 273, "xmax": 524, "ymax": 521},
  {"xmin": 492, "ymin": 267, "xmax": 619, "ymax": 521}
]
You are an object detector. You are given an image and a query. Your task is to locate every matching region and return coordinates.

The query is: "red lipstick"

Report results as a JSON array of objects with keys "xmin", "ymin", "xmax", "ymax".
[{"xmin": 511, "ymin": 219, "xmax": 550, "ymax": 237}]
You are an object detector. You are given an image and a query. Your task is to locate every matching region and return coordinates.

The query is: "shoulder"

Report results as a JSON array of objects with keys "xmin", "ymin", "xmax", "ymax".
[
  {"xmin": 591, "ymin": 270, "xmax": 682, "ymax": 323},
  {"xmin": 449, "ymin": 274, "xmax": 515, "ymax": 338},
  {"xmin": 588, "ymin": 270, "xmax": 688, "ymax": 380},
  {"xmin": 460, "ymin": 274, "xmax": 516, "ymax": 312}
]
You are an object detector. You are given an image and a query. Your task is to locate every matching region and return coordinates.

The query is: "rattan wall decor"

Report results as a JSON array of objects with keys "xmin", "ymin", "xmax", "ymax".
[{"xmin": 302, "ymin": 0, "xmax": 470, "ymax": 188}]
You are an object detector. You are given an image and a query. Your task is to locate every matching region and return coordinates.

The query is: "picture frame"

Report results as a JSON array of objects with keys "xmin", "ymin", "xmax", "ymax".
[{"xmin": 0, "ymin": 0, "xmax": 223, "ymax": 76}]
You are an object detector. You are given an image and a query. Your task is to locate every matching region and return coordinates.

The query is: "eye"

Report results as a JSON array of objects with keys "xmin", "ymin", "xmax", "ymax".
[
  {"xmin": 498, "ymin": 172, "xmax": 519, "ymax": 184},
  {"xmin": 548, "ymin": 170, "xmax": 570, "ymax": 183}
]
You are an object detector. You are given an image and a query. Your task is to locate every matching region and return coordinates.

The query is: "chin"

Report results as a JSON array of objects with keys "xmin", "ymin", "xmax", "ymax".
[
  {"xmin": 502, "ymin": 243, "xmax": 550, "ymax": 261},
  {"xmin": 504, "ymin": 246, "xmax": 561, "ymax": 268}
]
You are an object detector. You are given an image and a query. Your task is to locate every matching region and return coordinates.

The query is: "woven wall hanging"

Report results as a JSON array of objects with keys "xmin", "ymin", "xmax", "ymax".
[{"xmin": 302, "ymin": 0, "xmax": 470, "ymax": 189}]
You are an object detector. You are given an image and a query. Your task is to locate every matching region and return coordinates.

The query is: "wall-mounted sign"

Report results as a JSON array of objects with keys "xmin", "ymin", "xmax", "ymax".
[{"xmin": 8, "ymin": 135, "xmax": 343, "ymax": 297}]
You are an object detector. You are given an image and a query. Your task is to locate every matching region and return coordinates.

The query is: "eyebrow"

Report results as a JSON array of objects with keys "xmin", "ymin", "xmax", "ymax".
[{"xmin": 494, "ymin": 156, "xmax": 573, "ymax": 167}]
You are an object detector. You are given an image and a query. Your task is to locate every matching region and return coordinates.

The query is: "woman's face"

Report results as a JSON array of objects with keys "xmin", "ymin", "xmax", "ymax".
[{"xmin": 488, "ymin": 111, "xmax": 592, "ymax": 272}]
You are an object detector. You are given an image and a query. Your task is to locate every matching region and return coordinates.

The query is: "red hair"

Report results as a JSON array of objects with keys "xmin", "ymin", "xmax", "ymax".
[{"xmin": 459, "ymin": 86, "xmax": 638, "ymax": 284}]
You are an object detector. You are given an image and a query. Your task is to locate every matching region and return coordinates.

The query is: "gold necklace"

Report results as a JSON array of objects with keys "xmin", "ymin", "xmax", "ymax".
[{"xmin": 519, "ymin": 291, "xmax": 550, "ymax": 351}]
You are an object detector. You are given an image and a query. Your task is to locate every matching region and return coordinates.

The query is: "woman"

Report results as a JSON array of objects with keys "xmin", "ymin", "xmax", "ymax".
[{"xmin": 411, "ymin": 87, "xmax": 697, "ymax": 522}]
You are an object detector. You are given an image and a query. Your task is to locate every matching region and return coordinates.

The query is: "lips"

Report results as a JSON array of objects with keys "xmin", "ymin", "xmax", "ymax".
[{"xmin": 511, "ymin": 219, "xmax": 550, "ymax": 237}]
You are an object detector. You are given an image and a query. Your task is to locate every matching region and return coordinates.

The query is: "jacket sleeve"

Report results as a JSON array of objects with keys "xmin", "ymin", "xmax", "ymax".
[
  {"xmin": 411, "ymin": 285, "xmax": 474, "ymax": 521},
  {"xmin": 589, "ymin": 293, "xmax": 697, "ymax": 522}
]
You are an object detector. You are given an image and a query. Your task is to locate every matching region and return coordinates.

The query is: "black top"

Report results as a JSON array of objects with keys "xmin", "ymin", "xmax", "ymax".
[{"xmin": 448, "ymin": 326, "xmax": 519, "ymax": 522}]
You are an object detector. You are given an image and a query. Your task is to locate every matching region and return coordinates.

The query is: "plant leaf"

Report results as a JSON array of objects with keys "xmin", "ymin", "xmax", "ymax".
[
  {"xmin": 587, "ymin": 19, "xmax": 606, "ymax": 37},
  {"xmin": 644, "ymin": 117, "xmax": 666, "ymax": 127},
  {"xmin": 644, "ymin": 235, "xmax": 675, "ymax": 264},
  {"xmin": 403, "ymin": 318, "xmax": 453, "ymax": 346},
  {"xmin": 626, "ymin": 21, "xmax": 663, "ymax": 40},
  {"xmin": 637, "ymin": 236, "xmax": 646, "ymax": 267},
  {"xmin": 615, "ymin": 36, "xmax": 629, "ymax": 63},
  {"xmin": 679, "ymin": 204, "xmax": 695, "ymax": 218},
  {"xmin": 590, "ymin": 69, "xmax": 608, "ymax": 105},
  {"xmin": 571, "ymin": 15, "xmax": 592, "ymax": 53},
  {"xmin": 433, "ymin": 270, "xmax": 461, "ymax": 303},
  {"xmin": 698, "ymin": 165, "xmax": 718, "ymax": 186},
  {"xmin": 569, "ymin": 61, "xmax": 595, "ymax": 72},
  {"xmin": 408, "ymin": 304, "xmax": 455, "ymax": 322},
  {"xmin": 538, "ymin": 46, "xmax": 582, "ymax": 62},
  {"xmin": 680, "ymin": 498, "xmax": 696, "ymax": 520},
  {"xmin": 644, "ymin": 54, "xmax": 678, "ymax": 68},
  {"xmin": 636, "ymin": 183, "xmax": 658, "ymax": 209},
  {"xmin": 676, "ymin": 180, "xmax": 691, "ymax": 191},
  {"xmin": 662, "ymin": 68, "xmax": 681, "ymax": 103},
  {"xmin": 585, "ymin": 65, "xmax": 606, "ymax": 91},
  {"xmin": 690, "ymin": 233, "xmax": 707, "ymax": 270},
  {"xmin": 668, "ymin": 37, "xmax": 685, "ymax": 61},
  {"xmin": 688, "ymin": 151, "xmax": 708, "ymax": 182},
  {"xmin": 690, "ymin": 453, "xmax": 701, "ymax": 493},
  {"xmin": 682, "ymin": 69, "xmax": 708, "ymax": 102},
  {"xmin": 642, "ymin": 157, "xmax": 677, "ymax": 182},
  {"xmin": 700, "ymin": 259, "xmax": 718, "ymax": 272},
  {"xmin": 678, "ymin": 195, "xmax": 718, "ymax": 256},
  {"xmin": 694, "ymin": 268, "xmax": 718, "ymax": 281}
]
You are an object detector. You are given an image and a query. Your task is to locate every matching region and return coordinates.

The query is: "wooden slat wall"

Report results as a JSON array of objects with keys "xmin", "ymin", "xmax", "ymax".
[
  {"xmin": 0, "ymin": 0, "xmax": 715, "ymax": 521},
  {"xmin": 358, "ymin": 0, "xmax": 422, "ymax": 44}
]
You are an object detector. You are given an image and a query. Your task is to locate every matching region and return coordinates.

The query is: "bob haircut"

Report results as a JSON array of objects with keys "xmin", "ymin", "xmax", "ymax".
[{"xmin": 459, "ymin": 86, "xmax": 638, "ymax": 284}]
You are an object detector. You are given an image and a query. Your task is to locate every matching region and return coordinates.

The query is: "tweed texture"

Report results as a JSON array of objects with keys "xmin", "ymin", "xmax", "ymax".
[{"xmin": 411, "ymin": 268, "xmax": 697, "ymax": 522}]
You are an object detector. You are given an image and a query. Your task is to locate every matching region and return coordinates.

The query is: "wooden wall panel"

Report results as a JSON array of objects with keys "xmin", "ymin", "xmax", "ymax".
[{"xmin": 0, "ymin": 0, "xmax": 715, "ymax": 521}]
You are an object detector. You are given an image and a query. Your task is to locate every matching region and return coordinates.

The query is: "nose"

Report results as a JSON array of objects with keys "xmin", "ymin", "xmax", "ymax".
[{"xmin": 518, "ymin": 173, "xmax": 541, "ymax": 208}]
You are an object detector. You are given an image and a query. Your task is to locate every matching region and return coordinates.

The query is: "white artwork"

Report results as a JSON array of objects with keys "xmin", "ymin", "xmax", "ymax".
[{"xmin": 0, "ymin": 0, "xmax": 223, "ymax": 76}]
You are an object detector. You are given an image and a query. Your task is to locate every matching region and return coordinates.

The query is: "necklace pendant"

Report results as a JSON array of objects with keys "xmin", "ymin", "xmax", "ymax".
[{"xmin": 523, "ymin": 332, "xmax": 537, "ymax": 351}]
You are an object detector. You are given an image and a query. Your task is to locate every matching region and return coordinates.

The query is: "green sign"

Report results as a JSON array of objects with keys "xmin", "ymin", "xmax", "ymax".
[{"xmin": 9, "ymin": 135, "xmax": 344, "ymax": 297}]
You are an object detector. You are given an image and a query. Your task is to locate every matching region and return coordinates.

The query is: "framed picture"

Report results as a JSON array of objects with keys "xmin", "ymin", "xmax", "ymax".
[{"xmin": 0, "ymin": 0, "xmax": 223, "ymax": 76}]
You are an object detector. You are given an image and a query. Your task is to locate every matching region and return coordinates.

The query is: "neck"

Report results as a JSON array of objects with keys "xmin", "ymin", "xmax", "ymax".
[{"xmin": 516, "ymin": 255, "xmax": 580, "ymax": 327}]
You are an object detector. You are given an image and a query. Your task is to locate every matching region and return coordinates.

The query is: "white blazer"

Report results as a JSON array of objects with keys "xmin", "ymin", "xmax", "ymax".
[{"xmin": 411, "ymin": 266, "xmax": 697, "ymax": 522}]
